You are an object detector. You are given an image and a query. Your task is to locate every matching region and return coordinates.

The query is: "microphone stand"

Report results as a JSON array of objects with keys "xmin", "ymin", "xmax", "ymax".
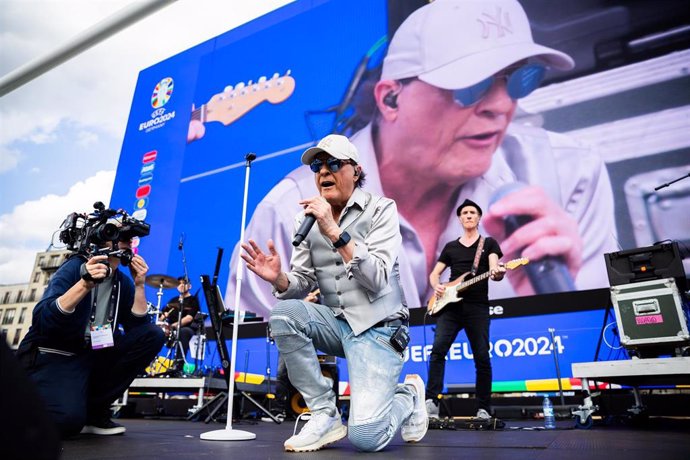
[
  {"xmin": 654, "ymin": 172, "xmax": 690, "ymax": 191},
  {"xmin": 176, "ymin": 234, "xmax": 189, "ymax": 371},
  {"xmin": 200, "ymin": 153, "xmax": 257, "ymax": 442}
]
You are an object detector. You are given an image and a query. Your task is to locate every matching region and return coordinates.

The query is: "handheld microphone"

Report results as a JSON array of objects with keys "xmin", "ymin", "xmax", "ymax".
[
  {"xmin": 292, "ymin": 214, "xmax": 315, "ymax": 246},
  {"xmin": 490, "ymin": 182, "xmax": 576, "ymax": 294},
  {"xmin": 178, "ymin": 233, "xmax": 184, "ymax": 250}
]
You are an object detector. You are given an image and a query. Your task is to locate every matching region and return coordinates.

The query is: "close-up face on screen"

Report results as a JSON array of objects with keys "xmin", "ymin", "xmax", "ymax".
[{"xmin": 111, "ymin": 0, "xmax": 689, "ymax": 388}]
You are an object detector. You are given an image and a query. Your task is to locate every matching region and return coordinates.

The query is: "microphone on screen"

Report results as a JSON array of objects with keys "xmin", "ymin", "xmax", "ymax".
[{"xmin": 489, "ymin": 182, "xmax": 576, "ymax": 294}]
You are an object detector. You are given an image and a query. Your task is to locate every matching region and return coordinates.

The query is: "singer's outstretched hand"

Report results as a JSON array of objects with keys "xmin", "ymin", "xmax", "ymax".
[
  {"xmin": 241, "ymin": 239, "xmax": 283, "ymax": 285},
  {"xmin": 482, "ymin": 185, "xmax": 582, "ymax": 295}
]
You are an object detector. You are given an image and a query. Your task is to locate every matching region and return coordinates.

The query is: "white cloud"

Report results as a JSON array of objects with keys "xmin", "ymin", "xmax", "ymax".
[
  {"xmin": 0, "ymin": 111, "xmax": 56, "ymax": 148},
  {"xmin": 76, "ymin": 129, "xmax": 99, "ymax": 147},
  {"xmin": 29, "ymin": 127, "xmax": 58, "ymax": 145},
  {"xmin": 0, "ymin": 145, "xmax": 22, "ymax": 173},
  {"xmin": 1, "ymin": 1, "xmax": 294, "ymax": 147},
  {"xmin": 0, "ymin": 170, "xmax": 115, "ymax": 284},
  {"xmin": 0, "ymin": 0, "xmax": 294, "ymax": 284}
]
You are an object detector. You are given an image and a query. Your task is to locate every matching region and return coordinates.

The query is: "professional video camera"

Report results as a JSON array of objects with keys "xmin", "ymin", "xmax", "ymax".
[{"xmin": 58, "ymin": 202, "xmax": 150, "ymax": 265}]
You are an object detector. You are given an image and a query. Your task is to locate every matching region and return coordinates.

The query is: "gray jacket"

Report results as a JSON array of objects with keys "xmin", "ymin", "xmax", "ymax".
[{"xmin": 275, "ymin": 187, "xmax": 407, "ymax": 335}]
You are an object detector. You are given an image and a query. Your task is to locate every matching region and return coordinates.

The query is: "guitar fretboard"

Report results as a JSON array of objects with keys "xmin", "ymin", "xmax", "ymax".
[
  {"xmin": 191, "ymin": 105, "xmax": 205, "ymax": 122},
  {"xmin": 455, "ymin": 271, "xmax": 491, "ymax": 292}
]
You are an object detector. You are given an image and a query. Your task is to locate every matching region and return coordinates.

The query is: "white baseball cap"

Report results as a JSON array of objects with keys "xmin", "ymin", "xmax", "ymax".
[
  {"xmin": 381, "ymin": 0, "xmax": 575, "ymax": 90},
  {"xmin": 301, "ymin": 134, "xmax": 360, "ymax": 165}
]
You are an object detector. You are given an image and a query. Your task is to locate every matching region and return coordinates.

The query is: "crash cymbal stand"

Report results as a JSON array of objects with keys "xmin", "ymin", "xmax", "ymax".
[
  {"xmin": 153, "ymin": 282, "xmax": 166, "ymax": 323},
  {"xmin": 156, "ymin": 326, "xmax": 187, "ymax": 377},
  {"xmin": 173, "ymin": 294, "xmax": 184, "ymax": 366},
  {"xmin": 176, "ymin": 231, "xmax": 190, "ymax": 365}
]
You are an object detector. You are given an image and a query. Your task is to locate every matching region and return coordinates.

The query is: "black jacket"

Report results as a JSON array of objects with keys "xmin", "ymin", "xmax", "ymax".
[{"xmin": 17, "ymin": 255, "xmax": 148, "ymax": 357}]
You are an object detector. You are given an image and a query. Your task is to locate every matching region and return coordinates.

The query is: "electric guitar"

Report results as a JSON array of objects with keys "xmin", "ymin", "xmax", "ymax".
[
  {"xmin": 191, "ymin": 71, "xmax": 296, "ymax": 126},
  {"xmin": 426, "ymin": 258, "xmax": 529, "ymax": 316}
]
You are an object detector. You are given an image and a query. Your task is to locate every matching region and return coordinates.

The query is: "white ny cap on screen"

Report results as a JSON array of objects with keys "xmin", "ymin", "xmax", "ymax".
[
  {"xmin": 301, "ymin": 134, "xmax": 360, "ymax": 165},
  {"xmin": 381, "ymin": 0, "xmax": 575, "ymax": 90}
]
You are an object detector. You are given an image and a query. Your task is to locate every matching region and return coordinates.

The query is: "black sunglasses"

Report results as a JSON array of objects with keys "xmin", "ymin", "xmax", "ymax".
[{"xmin": 309, "ymin": 157, "xmax": 353, "ymax": 173}]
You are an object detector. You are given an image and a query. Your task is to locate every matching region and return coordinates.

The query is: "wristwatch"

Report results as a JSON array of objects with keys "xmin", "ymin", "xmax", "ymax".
[{"xmin": 333, "ymin": 231, "xmax": 351, "ymax": 249}]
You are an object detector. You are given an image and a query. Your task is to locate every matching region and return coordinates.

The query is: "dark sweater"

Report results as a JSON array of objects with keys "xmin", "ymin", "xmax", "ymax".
[{"xmin": 17, "ymin": 255, "xmax": 148, "ymax": 356}]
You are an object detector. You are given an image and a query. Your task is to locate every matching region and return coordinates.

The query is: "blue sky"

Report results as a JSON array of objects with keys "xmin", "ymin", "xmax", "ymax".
[{"xmin": 0, "ymin": 0, "xmax": 293, "ymax": 284}]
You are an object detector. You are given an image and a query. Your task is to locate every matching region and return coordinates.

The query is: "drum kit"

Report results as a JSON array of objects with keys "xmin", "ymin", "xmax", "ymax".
[
  {"xmin": 146, "ymin": 274, "xmax": 178, "ymax": 316},
  {"xmin": 144, "ymin": 273, "xmax": 205, "ymax": 376}
]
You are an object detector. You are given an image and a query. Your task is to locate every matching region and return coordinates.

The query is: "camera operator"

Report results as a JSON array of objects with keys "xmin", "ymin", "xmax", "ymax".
[
  {"xmin": 16, "ymin": 210, "xmax": 164, "ymax": 438},
  {"xmin": 160, "ymin": 276, "xmax": 201, "ymax": 362}
]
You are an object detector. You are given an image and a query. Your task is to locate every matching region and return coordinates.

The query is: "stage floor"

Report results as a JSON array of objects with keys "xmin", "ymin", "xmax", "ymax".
[{"xmin": 59, "ymin": 417, "xmax": 690, "ymax": 460}]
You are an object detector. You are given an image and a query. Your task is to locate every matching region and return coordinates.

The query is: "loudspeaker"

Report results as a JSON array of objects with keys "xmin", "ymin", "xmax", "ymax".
[
  {"xmin": 288, "ymin": 355, "xmax": 339, "ymax": 417},
  {"xmin": 605, "ymin": 242, "xmax": 687, "ymax": 292}
]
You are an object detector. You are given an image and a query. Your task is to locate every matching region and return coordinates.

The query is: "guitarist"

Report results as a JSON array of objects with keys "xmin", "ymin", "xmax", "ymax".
[{"xmin": 426, "ymin": 199, "xmax": 505, "ymax": 421}]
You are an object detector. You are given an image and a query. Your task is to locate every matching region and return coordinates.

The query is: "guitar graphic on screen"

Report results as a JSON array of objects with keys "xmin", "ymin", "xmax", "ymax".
[
  {"xmin": 426, "ymin": 258, "xmax": 530, "ymax": 317},
  {"xmin": 191, "ymin": 71, "xmax": 296, "ymax": 127}
]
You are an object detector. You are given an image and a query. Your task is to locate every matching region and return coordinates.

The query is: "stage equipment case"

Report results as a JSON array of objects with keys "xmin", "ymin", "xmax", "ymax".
[{"xmin": 610, "ymin": 277, "xmax": 689, "ymax": 348}]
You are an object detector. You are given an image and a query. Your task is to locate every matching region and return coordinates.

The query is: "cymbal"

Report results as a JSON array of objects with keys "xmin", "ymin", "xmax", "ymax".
[
  {"xmin": 166, "ymin": 298, "xmax": 182, "ymax": 308},
  {"xmin": 145, "ymin": 274, "xmax": 178, "ymax": 289}
]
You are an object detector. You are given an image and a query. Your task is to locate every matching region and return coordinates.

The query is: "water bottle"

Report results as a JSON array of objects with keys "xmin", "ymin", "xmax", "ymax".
[
  {"xmin": 183, "ymin": 362, "xmax": 196, "ymax": 374},
  {"xmin": 543, "ymin": 396, "xmax": 556, "ymax": 429}
]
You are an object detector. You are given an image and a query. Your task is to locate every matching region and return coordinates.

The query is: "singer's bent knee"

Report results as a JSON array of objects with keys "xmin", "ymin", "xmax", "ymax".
[
  {"xmin": 269, "ymin": 300, "xmax": 310, "ymax": 335},
  {"xmin": 349, "ymin": 421, "xmax": 393, "ymax": 452}
]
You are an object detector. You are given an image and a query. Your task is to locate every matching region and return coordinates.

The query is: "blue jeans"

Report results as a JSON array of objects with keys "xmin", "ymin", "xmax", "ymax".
[{"xmin": 269, "ymin": 300, "xmax": 415, "ymax": 452}]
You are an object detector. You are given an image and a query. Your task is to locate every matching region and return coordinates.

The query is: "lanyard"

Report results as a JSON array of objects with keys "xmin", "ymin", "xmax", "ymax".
[{"xmin": 89, "ymin": 277, "xmax": 118, "ymax": 327}]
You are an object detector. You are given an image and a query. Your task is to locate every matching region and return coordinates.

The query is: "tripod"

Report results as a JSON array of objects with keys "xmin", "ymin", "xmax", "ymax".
[
  {"xmin": 158, "ymin": 297, "xmax": 205, "ymax": 376},
  {"xmin": 158, "ymin": 326, "xmax": 187, "ymax": 376},
  {"xmin": 143, "ymin": 274, "xmax": 179, "ymax": 376}
]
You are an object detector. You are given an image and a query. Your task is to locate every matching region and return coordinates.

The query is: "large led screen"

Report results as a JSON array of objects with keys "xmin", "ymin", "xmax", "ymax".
[{"xmin": 112, "ymin": 0, "xmax": 690, "ymax": 390}]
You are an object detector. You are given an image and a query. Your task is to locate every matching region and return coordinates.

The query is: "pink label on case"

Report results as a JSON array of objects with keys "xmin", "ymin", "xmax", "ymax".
[{"xmin": 636, "ymin": 315, "xmax": 663, "ymax": 325}]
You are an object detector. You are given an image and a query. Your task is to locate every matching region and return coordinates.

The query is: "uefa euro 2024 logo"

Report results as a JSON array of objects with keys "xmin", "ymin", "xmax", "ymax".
[
  {"xmin": 140, "ymin": 77, "xmax": 176, "ymax": 132},
  {"xmin": 151, "ymin": 77, "xmax": 174, "ymax": 109}
]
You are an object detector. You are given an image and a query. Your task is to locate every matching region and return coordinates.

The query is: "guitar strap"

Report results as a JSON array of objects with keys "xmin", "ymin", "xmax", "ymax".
[{"xmin": 471, "ymin": 236, "xmax": 485, "ymax": 276}]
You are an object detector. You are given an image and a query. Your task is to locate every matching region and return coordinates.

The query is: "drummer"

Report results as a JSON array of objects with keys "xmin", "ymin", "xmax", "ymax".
[{"xmin": 160, "ymin": 276, "xmax": 201, "ymax": 360}]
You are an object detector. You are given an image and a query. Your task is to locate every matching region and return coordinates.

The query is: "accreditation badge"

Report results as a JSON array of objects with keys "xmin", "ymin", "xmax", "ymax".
[{"xmin": 90, "ymin": 324, "xmax": 115, "ymax": 349}]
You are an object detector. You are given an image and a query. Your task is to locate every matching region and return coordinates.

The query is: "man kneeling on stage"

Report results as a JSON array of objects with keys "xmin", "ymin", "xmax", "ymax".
[
  {"xmin": 17, "ymin": 204, "xmax": 165, "ymax": 438},
  {"xmin": 241, "ymin": 134, "xmax": 428, "ymax": 452}
]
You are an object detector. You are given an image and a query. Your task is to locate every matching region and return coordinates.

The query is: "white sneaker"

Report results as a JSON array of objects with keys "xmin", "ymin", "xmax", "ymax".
[
  {"xmin": 80, "ymin": 419, "xmax": 126, "ymax": 435},
  {"xmin": 401, "ymin": 374, "xmax": 429, "ymax": 443},
  {"xmin": 284, "ymin": 411, "xmax": 347, "ymax": 452},
  {"xmin": 261, "ymin": 411, "xmax": 286, "ymax": 423},
  {"xmin": 475, "ymin": 408, "xmax": 491, "ymax": 420},
  {"xmin": 426, "ymin": 399, "xmax": 440, "ymax": 419}
]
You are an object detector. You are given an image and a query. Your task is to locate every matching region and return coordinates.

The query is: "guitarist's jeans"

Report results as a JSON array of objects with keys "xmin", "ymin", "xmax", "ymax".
[
  {"xmin": 426, "ymin": 302, "xmax": 492, "ymax": 412},
  {"xmin": 270, "ymin": 300, "xmax": 416, "ymax": 452}
]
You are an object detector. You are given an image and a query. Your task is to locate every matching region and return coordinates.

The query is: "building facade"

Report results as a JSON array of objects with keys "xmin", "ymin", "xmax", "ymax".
[{"xmin": 0, "ymin": 249, "xmax": 70, "ymax": 349}]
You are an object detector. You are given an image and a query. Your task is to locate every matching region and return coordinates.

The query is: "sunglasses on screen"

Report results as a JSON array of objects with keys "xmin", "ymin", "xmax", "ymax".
[
  {"xmin": 309, "ymin": 157, "xmax": 353, "ymax": 173},
  {"xmin": 452, "ymin": 63, "xmax": 546, "ymax": 107}
]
